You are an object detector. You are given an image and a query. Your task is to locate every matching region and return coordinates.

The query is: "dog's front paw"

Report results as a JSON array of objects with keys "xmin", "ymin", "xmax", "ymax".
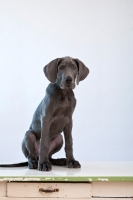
[
  {"xmin": 38, "ymin": 161, "xmax": 52, "ymax": 171},
  {"xmin": 68, "ymin": 160, "xmax": 81, "ymax": 168},
  {"xmin": 28, "ymin": 160, "xmax": 38, "ymax": 169}
]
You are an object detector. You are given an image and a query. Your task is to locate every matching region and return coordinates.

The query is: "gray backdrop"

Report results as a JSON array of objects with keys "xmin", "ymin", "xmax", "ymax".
[{"xmin": 0, "ymin": 0, "xmax": 133, "ymax": 163}]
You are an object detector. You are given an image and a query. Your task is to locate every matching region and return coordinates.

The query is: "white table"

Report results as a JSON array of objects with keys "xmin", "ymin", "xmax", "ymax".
[{"xmin": 0, "ymin": 162, "xmax": 133, "ymax": 199}]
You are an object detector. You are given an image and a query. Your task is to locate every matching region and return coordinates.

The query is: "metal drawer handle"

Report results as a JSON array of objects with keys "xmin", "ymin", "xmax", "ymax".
[{"xmin": 39, "ymin": 188, "xmax": 59, "ymax": 193}]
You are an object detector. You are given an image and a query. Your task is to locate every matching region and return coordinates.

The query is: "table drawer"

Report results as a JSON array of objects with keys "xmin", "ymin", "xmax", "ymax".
[{"xmin": 7, "ymin": 182, "xmax": 91, "ymax": 198}]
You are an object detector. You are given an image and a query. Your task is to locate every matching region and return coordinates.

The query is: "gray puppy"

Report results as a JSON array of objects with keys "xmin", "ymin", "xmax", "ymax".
[
  {"xmin": 0, "ymin": 57, "xmax": 89, "ymax": 171},
  {"xmin": 22, "ymin": 56, "xmax": 89, "ymax": 171}
]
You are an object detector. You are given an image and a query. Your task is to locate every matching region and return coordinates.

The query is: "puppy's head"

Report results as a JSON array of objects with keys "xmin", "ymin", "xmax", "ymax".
[{"xmin": 44, "ymin": 56, "xmax": 89, "ymax": 90}]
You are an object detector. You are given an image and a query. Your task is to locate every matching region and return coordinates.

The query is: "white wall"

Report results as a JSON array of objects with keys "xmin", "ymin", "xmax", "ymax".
[{"xmin": 0, "ymin": 0, "xmax": 133, "ymax": 163}]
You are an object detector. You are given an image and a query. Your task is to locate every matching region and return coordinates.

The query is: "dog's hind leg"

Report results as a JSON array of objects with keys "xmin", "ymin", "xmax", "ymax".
[
  {"xmin": 49, "ymin": 134, "xmax": 67, "ymax": 166},
  {"xmin": 22, "ymin": 131, "xmax": 39, "ymax": 169}
]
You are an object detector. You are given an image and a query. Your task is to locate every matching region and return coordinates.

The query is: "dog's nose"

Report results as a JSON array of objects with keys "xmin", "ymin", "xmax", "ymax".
[{"xmin": 65, "ymin": 76, "xmax": 72, "ymax": 83}]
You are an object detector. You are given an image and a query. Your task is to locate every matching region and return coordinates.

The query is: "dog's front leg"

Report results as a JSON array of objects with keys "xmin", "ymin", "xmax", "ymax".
[
  {"xmin": 38, "ymin": 94, "xmax": 56, "ymax": 171},
  {"xmin": 64, "ymin": 121, "xmax": 81, "ymax": 168},
  {"xmin": 38, "ymin": 116, "xmax": 52, "ymax": 171}
]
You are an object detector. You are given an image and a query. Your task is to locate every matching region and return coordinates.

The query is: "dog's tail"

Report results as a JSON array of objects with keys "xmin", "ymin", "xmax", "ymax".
[{"xmin": 0, "ymin": 162, "xmax": 28, "ymax": 167}]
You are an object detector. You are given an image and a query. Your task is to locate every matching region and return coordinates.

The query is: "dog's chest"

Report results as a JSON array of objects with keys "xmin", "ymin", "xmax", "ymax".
[
  {"xmin": 54, "ymin": 96, "xmax": 73, "ymax": 118},
  {"xmin": 49, "ymin": 95, "xmax": 74, "ymax": 135}
]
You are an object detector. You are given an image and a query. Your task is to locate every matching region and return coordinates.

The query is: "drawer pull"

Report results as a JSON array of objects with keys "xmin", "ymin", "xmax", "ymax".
[{"xmin": 39, "ymin": 188, "xmax": 59, "ymax": 193}]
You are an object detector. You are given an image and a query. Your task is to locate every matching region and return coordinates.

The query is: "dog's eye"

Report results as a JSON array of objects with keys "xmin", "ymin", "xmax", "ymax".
[
  {"xmin": 73, "ymin": 66, "xmax": 77, "ymax": 70},
  {"xmin": 59, "ymin": 66, "xmax": 63, "ymax": 70}
]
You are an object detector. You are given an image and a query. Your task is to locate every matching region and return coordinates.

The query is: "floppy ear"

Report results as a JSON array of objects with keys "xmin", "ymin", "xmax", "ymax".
[
  {"xmin": 43, "ymin": 58, "xmax": 60, "ymax": 83},
  {"xmin": 75, "ymin": 58, "xmax": 89, "ymax": 84}
]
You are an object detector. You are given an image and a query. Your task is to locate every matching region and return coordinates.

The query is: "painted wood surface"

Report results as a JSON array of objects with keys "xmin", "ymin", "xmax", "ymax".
[
  {"xmin": 0, "ymin": 181, "xmax": 133, "ymax": 199},
  {"xmin": 0, "ymin": 199, "xmax": 132, "ymax": 200},
  {"xmin": 92, "ymin": 182, "xmax": 133, "ymax": 197},
  {"xmin": 0, "ymin": 162, "xmax": 133, "ymax": 182}
]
